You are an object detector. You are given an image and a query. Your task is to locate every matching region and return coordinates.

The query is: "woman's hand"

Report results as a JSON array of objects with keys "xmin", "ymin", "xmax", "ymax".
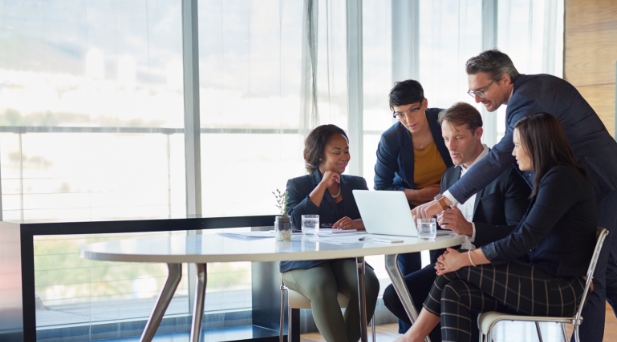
[
  {"xmin": 333, "ymin": 217, "xmax": 363, "ymax": 230},
  {"xmin": 320, "ymin": 170, "xmax": 341, "ymax": 188},
  {"xmin": 406, "ymin": 183, "xmax": 440, "ymax": 204},
  {"xmin": 435, "ymin": 248, "xmax": 468, "ymax": 276}
]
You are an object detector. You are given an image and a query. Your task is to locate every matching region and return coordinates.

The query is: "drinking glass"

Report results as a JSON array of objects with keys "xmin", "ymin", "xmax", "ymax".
[
  {"xmin": 417, "ymin": 217, "xmax": 436, "ymax": 240},
  {"xmin": 301, "ymin": 214, "xmax": 319, "ymax": 235}
]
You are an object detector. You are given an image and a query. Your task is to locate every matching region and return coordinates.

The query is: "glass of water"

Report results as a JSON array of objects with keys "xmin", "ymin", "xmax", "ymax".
[
  {"xmin": 301, "ymin": 214, "xmax": 320, "ymax": 235},
  {"xmin": 417, "ymin": 217, "xmax": 436, "ymax": 240}
]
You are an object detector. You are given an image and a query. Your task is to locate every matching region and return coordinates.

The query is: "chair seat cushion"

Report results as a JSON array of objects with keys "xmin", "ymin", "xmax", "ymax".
[
  {"xmin": 478, "ymin": 311, "xmax": 574, "ymax": 334},
  {"xmin": 287, "ymin": 288, "xmax": 350, "ymax": 309}
]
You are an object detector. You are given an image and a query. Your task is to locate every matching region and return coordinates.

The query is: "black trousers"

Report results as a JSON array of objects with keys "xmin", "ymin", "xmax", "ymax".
[
  {"xmin": 383, "ymin": 263, "xmax": 480, "ymax": 342},
  {"xmin": 424, "ymin": 261, "xmax": 585, "ymax": 342}
]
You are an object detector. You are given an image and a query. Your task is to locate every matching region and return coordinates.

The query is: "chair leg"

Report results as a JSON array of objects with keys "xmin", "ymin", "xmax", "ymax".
[
  {"xmin": 574, "ymin": 323, "xmax": 581, "ymax": 342},
  {"xmin": 279, "ymin": 283, "xmax": 286, "ymax": 342},
  {"xmin": 288, "ymin": 299, "xmax": 293, "ymax": 342},
  {"xmin": 371, "ymin": 317, "xmax": 376, "ymax": 342},
  {"xmin": 487, "ymin": 324, "xmax": 495, "ymax": 342},
  {"xmin": 561, "ymin": 323, "xmax": 568, "ymax": 342},
  {"xmin": 534, "ymin": 322, "xmax": 543, "ymax": 342}
]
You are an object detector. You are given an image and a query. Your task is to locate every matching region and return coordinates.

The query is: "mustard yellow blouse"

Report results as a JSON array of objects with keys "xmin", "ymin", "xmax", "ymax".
[{"xmin": 412, "ymin": 141, "xmax": 447, "ymax": 206}]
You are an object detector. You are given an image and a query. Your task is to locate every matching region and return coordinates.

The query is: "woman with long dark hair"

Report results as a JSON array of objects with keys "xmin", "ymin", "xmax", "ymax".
[
  {"xmin": 282, "ymin": 124, "xmax": 380, "ymax": 342},
  {"xmin": 397, "ymin": 112, "xmax": 597, "ymax": 342}
]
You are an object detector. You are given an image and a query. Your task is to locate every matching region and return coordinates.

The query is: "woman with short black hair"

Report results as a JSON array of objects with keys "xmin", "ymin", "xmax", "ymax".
[{"xmin": 375, "ymin": 80, "xmax": 454, "ymax": 333}]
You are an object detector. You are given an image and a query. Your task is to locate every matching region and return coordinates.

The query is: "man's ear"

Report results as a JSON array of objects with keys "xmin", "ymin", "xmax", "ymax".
[
  {"xmin": 422, "ymin": 98, "xmax": 429, "ymax": 108},
  {"xmin": 475, "ymin": 127, "xmax": 484, "ymax": 140},
  {"xmin": 501, "ymin": 73, "xmax": 512, "ymax": 85}
]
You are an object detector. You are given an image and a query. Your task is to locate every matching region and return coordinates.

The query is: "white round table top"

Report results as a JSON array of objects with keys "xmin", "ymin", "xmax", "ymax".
[{"xmin": 80, "ymin": 233, "xmax": 465, "ymax": 264}]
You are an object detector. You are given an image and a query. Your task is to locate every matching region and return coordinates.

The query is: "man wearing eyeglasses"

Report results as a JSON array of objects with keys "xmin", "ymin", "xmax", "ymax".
[{"xmin": 414, "ymin": 49, "xmax": 617, "ymax": 342}]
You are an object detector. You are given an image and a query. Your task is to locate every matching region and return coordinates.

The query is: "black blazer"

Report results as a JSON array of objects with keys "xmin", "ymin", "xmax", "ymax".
[
  {"xmin": 482, "ymin": 165, "xmax": 597, "ymax": 277},
  {"xmin": 430, "ymin": 163, "xmax": 531, "ymax": 262},
  {"xmin": 441, "ymin": 164, "xmax": 530, "ymax": 247},
  {"xmin": 374, "ymin": 108, "xmax": 453, "ymax": 197},
  {"xmin": 280, "ymin": 171, "xmax": 368, "ymax": 272},
  {"xmin": 447, "ymin": 74, "xmax": 617, "ymax": 206}
]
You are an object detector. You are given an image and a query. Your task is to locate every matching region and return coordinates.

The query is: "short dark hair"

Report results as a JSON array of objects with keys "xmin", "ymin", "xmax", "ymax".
[
  {"xmin": 514, "ymin": 112, "xmax": 586, "ymax": 198},
  {"xmin": 438, "ymin": 102, "xmax": 483, "ymax": 132},
  {"xmin": 303, "ymin": 124, "xmax": 348, "ymax": 174},
  {"xmin": 466, "ymin": 49, "xmax": 520, "ymax": 83},
  {"xmin": 388, "ymin": 79, "xmax": 424, "ymax": 111}
]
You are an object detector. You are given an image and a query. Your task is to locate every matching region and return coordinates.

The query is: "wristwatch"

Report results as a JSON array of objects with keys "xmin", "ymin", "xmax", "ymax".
[{"xmin": 434, "ymin": 194, "xmax": 449, "ymax": 210}]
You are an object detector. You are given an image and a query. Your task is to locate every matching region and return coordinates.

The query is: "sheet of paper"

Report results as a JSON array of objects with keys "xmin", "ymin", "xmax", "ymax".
[
  {"xmin": 317, "ymin": 228, "xmax": 360, "ymax": 236},
  {"xmin": 217, "ymin": 231, "xmax": 274, "ymax": 240},
  {"xmin": 313, "ymin": 235, "xmax": 368, "ymax": 245}
]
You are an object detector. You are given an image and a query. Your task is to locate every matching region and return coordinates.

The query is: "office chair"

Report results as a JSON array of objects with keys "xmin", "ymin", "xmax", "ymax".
[
  {"xmin": 279, "ymin": 281, "xmax": 376, "ymax": 342},
  {"xmin": 477, "ymin": 227, "xmax": 609, "ymax": 342}
]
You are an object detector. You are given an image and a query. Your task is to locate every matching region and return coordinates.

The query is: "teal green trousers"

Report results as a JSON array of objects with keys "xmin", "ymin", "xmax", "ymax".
[{"xmin": 282, "ymin": 259, "xmax": 380, "ymax": 342}]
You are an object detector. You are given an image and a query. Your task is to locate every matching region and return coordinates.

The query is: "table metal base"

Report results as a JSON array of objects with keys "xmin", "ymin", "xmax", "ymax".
[
  {"xmin": 385, "ymin": 254, "xmax": 431, "ymax": 342},
  {"xmin": 140, "ymin": 255, "xmax": 431, "ymax": 342},
  {"xmin": 140, "ymin": 263, "xmax": 183, "ymax": 342},
  {"xmin": 356, "ymin": 256, "xmax": 368, "ymax": 342}
]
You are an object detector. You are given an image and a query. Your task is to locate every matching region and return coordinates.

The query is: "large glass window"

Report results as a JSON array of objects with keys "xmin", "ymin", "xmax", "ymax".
[
  {"xmin": 198, "ymin": 0, "xmax": 305, "ymax": 217},
  {"xmin": 0, "ymin": 1, "xmax": 187, "ymax": 339},
  {"xmin": 0, "ymin": 1, "xmax": 186, "ymax": 222}
]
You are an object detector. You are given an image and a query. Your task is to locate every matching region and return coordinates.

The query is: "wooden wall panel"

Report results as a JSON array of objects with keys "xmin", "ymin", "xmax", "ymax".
[
  {"xmin": 564, "ymin": 30, "xmax": 617, "ymax": 87},
  {"xmin": 578, "ymin": 84, "xmax": 616, "ymax": 137},
  {"xmin": 565, "ymin": 0, "xmax": 617, "ymax": 138}
]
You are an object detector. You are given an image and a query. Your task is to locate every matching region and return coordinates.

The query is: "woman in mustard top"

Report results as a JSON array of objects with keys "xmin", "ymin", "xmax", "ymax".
[{"xmin": 374, "ymin": 79, "xmax": 453, "ymax": 333}]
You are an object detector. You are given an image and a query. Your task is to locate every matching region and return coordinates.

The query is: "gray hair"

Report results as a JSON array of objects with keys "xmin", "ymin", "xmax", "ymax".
[{"xmin": 465, "ymin": 49, "xmax": 520, "ymax": 83}]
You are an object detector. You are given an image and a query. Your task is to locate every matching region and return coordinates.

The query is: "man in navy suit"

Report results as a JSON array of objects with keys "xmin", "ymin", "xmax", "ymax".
[
  {"xmin": 383, "ymin": 102, "xmax": 530, "ymax": 342},
  {"xmin": 415, "ymin": 49, "xmax": 617, "ymax": 342}
]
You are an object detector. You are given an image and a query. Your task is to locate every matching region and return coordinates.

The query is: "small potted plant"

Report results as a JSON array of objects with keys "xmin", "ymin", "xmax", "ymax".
[{"xmin": 272, "ymin": 189, "xmax": 292, "ymax": 241}]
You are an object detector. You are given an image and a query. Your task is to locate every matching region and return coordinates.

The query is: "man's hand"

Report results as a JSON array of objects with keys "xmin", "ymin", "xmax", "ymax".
[
  {"xmin": 436, "ymin": 206, "xmax": 473, "ymax": 236},
  {"xmin": 412, "ymin": 199, "xmax": 445, "ymax": 220}
]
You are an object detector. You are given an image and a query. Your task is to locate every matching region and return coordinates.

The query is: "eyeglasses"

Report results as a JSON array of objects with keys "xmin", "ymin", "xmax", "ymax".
[
  {"xmin": 467, "ymin": 79, "xmax": 497, "ymax": 99},
  {"xmin": 392, "ymin": 105, "xmax": 423, "ymax": 120}
]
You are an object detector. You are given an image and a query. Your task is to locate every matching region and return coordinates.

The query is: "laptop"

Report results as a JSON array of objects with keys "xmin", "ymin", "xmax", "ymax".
[{"xmin": 353, "ymin": 190, "xmax": 451, "ymax": 237}]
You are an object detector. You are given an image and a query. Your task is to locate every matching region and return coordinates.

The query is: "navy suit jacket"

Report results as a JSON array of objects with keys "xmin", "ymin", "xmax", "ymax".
[
  {"xmin": 442, "ymin": 164, "xmax": 530, "ymax": 246},
  {"xmin": 482, "ymin": 165, "xmax": 597, "ymax": 277},
  {"xmin": 374, "ymin": 108, "xmax": 453, "ymax": 198},
  {"xmin": 430, "ymin": 164, "xmax": 530, "ymax": 262},
  {"xmin": 280, "ymin": 171, "xmax": 368, "ymax": 272},
  {"xmin": 447, "ymin": 74, "xmax": 617, "ymax": 205}
]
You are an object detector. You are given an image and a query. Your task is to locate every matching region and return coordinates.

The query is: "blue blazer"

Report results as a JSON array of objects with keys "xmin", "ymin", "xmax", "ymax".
[
  {"xmin": 482, "ymin": 165, "xmax": 597, "ymax": 277},
  {"xmin": 280, "ymin": 171, "xmax": 368, "ymax": 272},
  {"xmin": 447, "ymin": 74, "xmax": 617, "ymax": 206},
  {"xmin": 374, "ymin": 108, "xmax": 453, "ymax": 197}
]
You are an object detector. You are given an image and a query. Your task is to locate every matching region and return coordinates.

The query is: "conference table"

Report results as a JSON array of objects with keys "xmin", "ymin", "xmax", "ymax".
[{"xmin": 80, "ymin": 232, "xmax": 464, "ymax": 342}]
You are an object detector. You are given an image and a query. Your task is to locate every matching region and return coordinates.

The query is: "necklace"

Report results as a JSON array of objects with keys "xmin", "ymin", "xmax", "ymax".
[{"xmin": 331, "ymin": 187, "xmax": 341, "ymax": 198}]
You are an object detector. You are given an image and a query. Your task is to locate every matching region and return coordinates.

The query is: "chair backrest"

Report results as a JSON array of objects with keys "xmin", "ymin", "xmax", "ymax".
[{"xmin": 572, "ymin": 227, "xmax": 609, "ymax": 322}]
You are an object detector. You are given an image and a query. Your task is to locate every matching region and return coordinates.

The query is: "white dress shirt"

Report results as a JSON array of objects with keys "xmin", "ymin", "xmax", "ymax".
[{"xmin": 455, "ymin": 144, "xmax": 489, "ymax": 250}]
